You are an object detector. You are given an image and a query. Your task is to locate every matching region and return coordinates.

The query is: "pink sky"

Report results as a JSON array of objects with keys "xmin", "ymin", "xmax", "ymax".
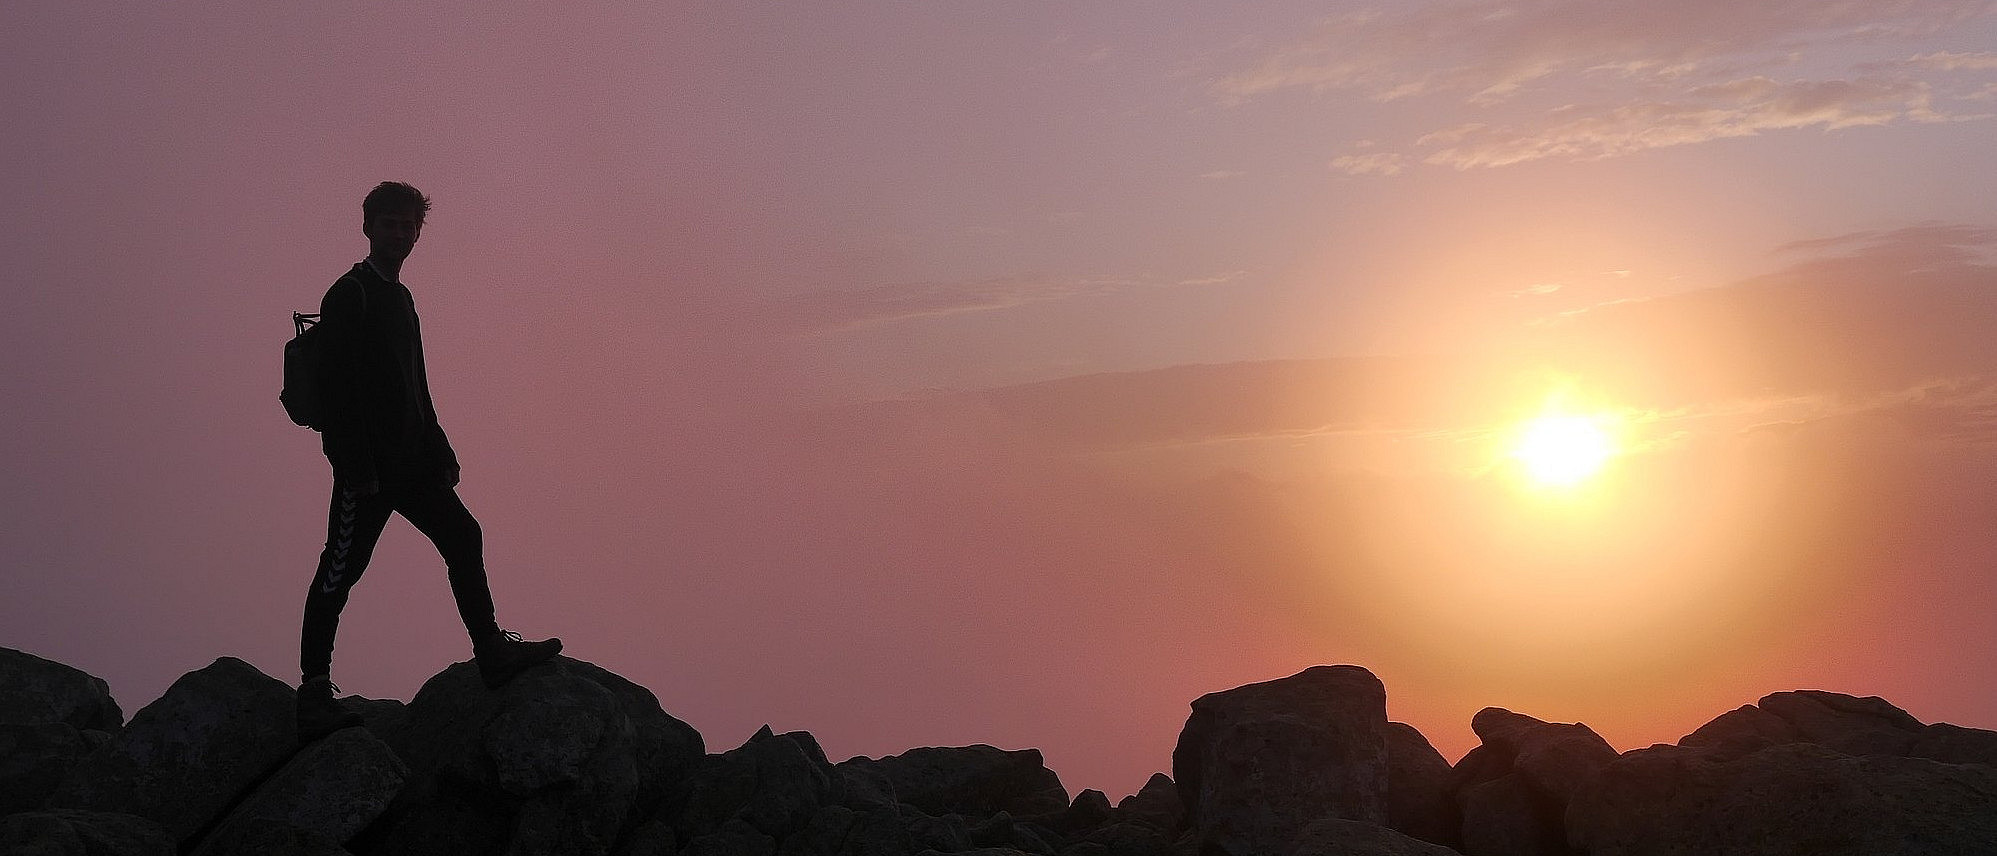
[{"xmin": 5, "ymin": 2, "xmax": 1997, "ymax": 798}]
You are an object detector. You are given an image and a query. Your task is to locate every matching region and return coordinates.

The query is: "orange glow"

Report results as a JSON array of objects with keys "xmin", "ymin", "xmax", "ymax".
[{"xmin": 1511, "ymin": 411, "xmax": 1619, "ymax": 488}]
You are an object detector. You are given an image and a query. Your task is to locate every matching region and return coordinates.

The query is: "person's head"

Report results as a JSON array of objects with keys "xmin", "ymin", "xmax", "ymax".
[{"xmin": 361, "ymin": 181, "xmax": 430, "ymax": 263}]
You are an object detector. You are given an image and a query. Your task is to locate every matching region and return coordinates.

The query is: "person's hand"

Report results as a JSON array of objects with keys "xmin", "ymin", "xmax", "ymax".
[{"xmin": 345, "ymin": 479, "xmax": 380, "ymax": 498}]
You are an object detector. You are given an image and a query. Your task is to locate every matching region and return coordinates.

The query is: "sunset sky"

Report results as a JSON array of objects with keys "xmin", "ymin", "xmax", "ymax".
[{"xmin": 6, "ymin": 2, "xmax": 1997, "ymax": 798}]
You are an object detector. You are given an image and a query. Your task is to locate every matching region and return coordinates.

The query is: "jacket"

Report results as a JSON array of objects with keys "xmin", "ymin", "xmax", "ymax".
[{"xmin": 318, "ymin": 260, "xmax": 460, "ymax": 488}]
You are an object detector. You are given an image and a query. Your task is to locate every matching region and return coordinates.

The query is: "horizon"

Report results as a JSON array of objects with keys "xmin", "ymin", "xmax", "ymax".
[{"xmin": 5, "ymin": 2, "xmax": 1997, "ymax": 799}]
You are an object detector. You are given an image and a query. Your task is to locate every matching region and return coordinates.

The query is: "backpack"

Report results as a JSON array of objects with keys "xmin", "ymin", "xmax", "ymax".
[{"xmin": 281, "ymin": 274, "xmax": 365, "ymax": 431}]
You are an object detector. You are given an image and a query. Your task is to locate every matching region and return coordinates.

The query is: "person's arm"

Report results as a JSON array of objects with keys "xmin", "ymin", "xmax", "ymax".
[{"xmin": 319, "ymin": 275, "xmax": 379, "ymax": 493}]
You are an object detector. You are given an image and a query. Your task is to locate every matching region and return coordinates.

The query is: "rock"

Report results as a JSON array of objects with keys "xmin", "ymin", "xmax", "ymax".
[
  {"xmin": 1567, "ymin": 742, "xmax": 1997, "ymax": 855},
  {"xmin": 774, "ymin": 804, "xmax": 855, "ymax": 856},
  {"xmin": 189, "ymin": 727, "xmax": 406, "ymax": 856},
  {"xmin": 837, "ymin": 744, "xmax": 1069, "ymax": 818},
  {"xmin": 1681, "ymin": 690, "xmax": 1997, "ymax": 769},
  {"xmin": 1113, "ymin": 773, "xmax": 1182, "ymax": 834},
  {"xmin": 2, "ymin": 722, "xmax": 97, "ymax": 814},
  {"xmin": 676, "ymin": 726, "xmax": 837, "ymax": 840},
  {"xmin": 1052, "ymin": 788, "xmax": 1113, "ymax": 836},
  {"xmin": 1383, "ymin": 722, "xmax": 1455, "ymax": 848},
  {"xmin": 354, "ymin": 792, "xmax": 509, "ymax": 856},
  {"xmin": 614, "ymin": 819, "xmax": 677, "ymax": 856},
  {"xmin": 680, "ymin": 818, "xmax": 777, "ymax": 856},
  {"xmin": 374, "ymin": 655, "xmax": 702, "ymax": 856},
  {"xmin": 1458, "ymin": 773, "xmax": 1565, "ymax": 856},
  {"xmin": 45, "ymin": 657, "xmax": 296, "ymax": 844},
  {"xmin": 1467, "ymin": 708, "xmax": 1617, "ymax": 805},
  {"xmin": 1171, "ymin": 665, "xmax": 1390, "ymax": 856},
  {"xmin": 1287, "ymin": 818, "xmax": 1463, "ymax": 856},
  {"xmin": 0, "ymin": 809, "xmax": 175, "ymax": 856},
  {"xmin": 0, "ymin": 647, "xmax": 123, "ymax": 733},
  {"xmin": 1072, "ymin": 821, "xmax": 1175, "ymax": 856}
]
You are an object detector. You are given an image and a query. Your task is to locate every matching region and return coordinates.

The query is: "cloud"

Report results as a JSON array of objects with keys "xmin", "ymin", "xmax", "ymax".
[
  {"xmin": 1213, "ymin": 0, "xmax": 1996, "ymax": 169},
  {"xmin": 1421, "ymin": 76, "xmax": 1939, "ymax": 168},
  {"xmin": 752, "ymin": 275, "xmax": 1135, "ymax": 335},
  {"xmin": 1212, "ymin": 0, "xmax": 1992, "ymax": 103},
  {"xmin": 887, "ymin": 224, "xmax": 1997, "ymax": 454},
  {"xmin": 1330, "ymin": 152, "xmax": 1408, "ymax": 176}
]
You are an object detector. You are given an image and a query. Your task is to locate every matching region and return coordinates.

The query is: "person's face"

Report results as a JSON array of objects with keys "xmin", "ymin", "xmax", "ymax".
[{"xmin": 363, "ymin": 207, "xmax": 424, "ymax": 262}]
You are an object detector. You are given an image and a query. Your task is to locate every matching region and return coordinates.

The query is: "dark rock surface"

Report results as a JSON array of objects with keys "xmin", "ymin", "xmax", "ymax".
[
  {"xmin": 0, "ymin": 809, "xmax": 176, "ymax": 856},
  {"xmin": 371, "ymin": 655, "xmax": 704, "ymax": 856},
  {"xmin": 0, "ymin": 648, "xmax": 123, "ymax": 733},
  {"xmin": 1568, "ymin": 741, "xmax": 1997, "ymax": 855},
  {"xmin": 190, "ymin": 727, "xmax": 407, "ymax": 856},
  {"xmin": 11, "ymin": 644, "xmax": 1997, "ymax": 856},
  {"xmin": 45, "ymin": 657, "xmax": 297, "ymax": 844},
  {"xmin": 1288, "ymin": 818, "xmax": 1466, "ymax": 856},
  {"xmin": 837, "ymin": 744, "xmax": 1069, "ymax": 818},
  {"xmin": 1172, "ymin": 665, "xmax": 1390, "ymax": 856},
  {"xmin": 1383, "ymin": 721, "xmax": 1455, "ymax": 848}
]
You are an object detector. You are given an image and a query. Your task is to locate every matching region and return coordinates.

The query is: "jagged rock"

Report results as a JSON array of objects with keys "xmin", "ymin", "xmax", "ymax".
[
  {"xmin": 837, "ymin": 744, "xmax": 1069, "ymax": 818},
  {"xmin": 1567, "ymin": 742, "xmax": 1997, "ymax": 855},
  {"xmin": 0, "ymin": 809, "xmax": 175, "ymax": 856},
  {"xmin": 1287, "ymin": 818, "xmax": 1463, "ymax": 856},
  {"xmin": 906, "ymin": 811, "xmax": 976, "ymax": 852},
  {"xmin": 356, "ymin": 792, "xmax": 508, "ymax": 856},
  {"xmin": 1680, "ymin": 690, "xmax": 1997, "ymax": 769},
  {"xmin": 1468, "ymin": 708, "xmax": 1617, "ymax": 806},
  {"xmin": 189, "ymin": 727, "xmax": 406, "ymax": 856},
  {"xmin": 614, "ymin": 818, "xmax": 677, "ymax": 856},
  {"xmin": 45, "ymin": 657, "xmax": 296, "ymax": 844},
  {"xmin": 1383, "ymin": 722, "xmax": 1455, "ymax": 848},
  {"xmin": 2, "ymin": 722, "xmax": 96, "ymax": 814},
  {"xmin": 373, "ymin": 655, "xmax": 703, "ymax": 856},
  {"xmin": 1172, "ymin": 665, "xmax": 1390, "ymax": 856},
  {"xmin": 675, "ymin": 726, "xmax": 836, "ymax": 840},
  {"xmin": 773, "ymin": 804, "xmax": 853, "ymax": 856},
  {"xmin": 0, "ymin": 647, "xmax": 123, "ymax": 733},
  {"xmin": 1071, "ymin": 821, "xmax": 1174, "ymax": 856},
  {"xmin": 1113, "ymin": 773, "xmax": 1182, "ymax": 833},
  {"xmin": 681, "ymin": 817, "xmax": 777, "ymax": 856},
  {"xmin": 828, "ymin": 807, "xmax": 919, "ymax": 856},
  {"xmin": 1458, "ymin": 772, "xmax": 1564, "ymax": 856},
  {"xmin": 1052, "ymin": 788, "xmax": 1113, "ymax": 836},
  {"xmin": 965, "ymin": 809, "xmax": 1059, "ymax": 853}
]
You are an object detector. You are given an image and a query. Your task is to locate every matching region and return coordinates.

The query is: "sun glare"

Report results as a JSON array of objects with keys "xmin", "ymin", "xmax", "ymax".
[{"xmin": 1512, "ymin": 412, "xmax": 1617, "ymax": 488}]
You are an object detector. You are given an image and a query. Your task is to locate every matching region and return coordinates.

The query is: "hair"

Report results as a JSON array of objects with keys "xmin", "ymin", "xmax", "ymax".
[{"xmin": 362, "ymin": 181, "xmax": 431, "ymax": 225}]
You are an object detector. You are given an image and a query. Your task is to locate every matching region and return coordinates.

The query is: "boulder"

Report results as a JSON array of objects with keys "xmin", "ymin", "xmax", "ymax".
[
  {"xmin": 1467, "ymin": 708, "xmax": 1617, "ymax": 805},
  {"xmin": 1567, "ymin": 742, "xmax": 1997, "ymax": 855},
  {"xmin": 1287, "ymin": 818, "xmax": 1464, "ymax": 856},
  {"xmin": 837, "ymin": 744, "xmax": 1068, "ymax": 818},
  {"xmin": 0, "ymin": 647, "xmax": 123, "ymax": 733},
  {"xmin": 1457, "ymin": 773, "xmax": 1564, "ymax": 856},
  {"xmin": 1070, "ymin": 820, "xmax": 1175, "ymax": 856},
  {"xmin": 1680, "ymin": 690, "xmax": 1997, "ymax": 768},
  {"xmin": 372, "ymin": 655, "xmax": 702, "ymax": 856},
  {"xmin": 1113, "ymin": 773, "xmax": 1182, "ymax": 833},
  {"xmin": 2, "ymin": 722, "xmax": 97, "ymax": 814},
  {"xmin": 680, "ymin": 818, "xmax": 777, "ymax": 856},
  {"xmin": 189, "ymin": 726, "xmax": 406, "ymax": 856},
  {"xmin": 1171, "ymin": 665, "xmax": 1390, "ymax": 856},
  {"xmin": 1383, "ymin": 722, "xmax": 1455, "ymax": 848},
  {"xmin": 0, "ymin": 809, "xmax": 175, "ymax": 856},
  {"xmin": 1051, "ymin": 788, "xmax": 1113, "ymax": 836},
  {"xmin": 45, "ymin": 657, "xmax": 296, "ymax": 843},
  {"xmin": 675, "ymin": 726, "xmax": 837, "ymax": 840}
]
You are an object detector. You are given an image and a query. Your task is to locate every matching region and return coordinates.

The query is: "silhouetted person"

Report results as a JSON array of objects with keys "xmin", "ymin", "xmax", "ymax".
[{"xmin": 297, "ymin": 181, "xmax": 561, "ymax": 740}]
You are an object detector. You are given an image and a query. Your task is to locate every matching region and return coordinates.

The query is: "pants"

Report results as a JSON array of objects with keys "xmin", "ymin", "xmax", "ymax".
[{"xmin": 300, "ymin": 479, "xmax": 501, "ymax": 681}]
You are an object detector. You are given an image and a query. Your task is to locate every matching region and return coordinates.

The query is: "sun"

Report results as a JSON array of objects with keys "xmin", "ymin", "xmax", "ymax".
[{"xmin": 1511, "ymin": 412, "xmax": 1618, "ymax": 488}]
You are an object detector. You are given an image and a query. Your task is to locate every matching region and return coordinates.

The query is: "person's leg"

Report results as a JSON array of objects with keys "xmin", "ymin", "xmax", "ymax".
[
  {"xmin": 300, "ymin": 481, "xmax": 396, "ymax": 682},
  {"xmin": 392, "ymin": 484, "xmax": 500, "ymax": 641},
  {"xmin": 395, "ymin": 483, "xmax": 561, "ymax": 688}
]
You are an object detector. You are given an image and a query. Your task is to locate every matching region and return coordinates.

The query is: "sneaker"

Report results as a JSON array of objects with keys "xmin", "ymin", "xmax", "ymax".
[
  {"xmin": 296, "ymin": 677, "xmax": 364, "ymax": 742},
  {"xmin": 474, "ymin": 630, "xmax": 563, "ymax": 689}
]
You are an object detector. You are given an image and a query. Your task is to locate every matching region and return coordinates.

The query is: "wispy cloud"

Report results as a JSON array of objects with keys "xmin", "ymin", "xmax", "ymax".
[
  {"xmin": 1211, "ymin": 0, "xmax": 1997, "ymax": 169},
  {"xmin": 1422, "ymin": 76, "xmax": 1938, "ymax": 168},
  {"xmin": 1330, "ymin": 152, "xmax": 1408, "ymax": 176},
  {"xmin": 749, "ymin": 270, "xmax": 1250, "ymax": 336}
]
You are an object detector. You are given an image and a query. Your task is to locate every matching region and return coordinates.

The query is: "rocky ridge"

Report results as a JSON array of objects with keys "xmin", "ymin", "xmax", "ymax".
[{"xmin": 3, "ymin": 645, "xmax": 1994, "ymax": 855}]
